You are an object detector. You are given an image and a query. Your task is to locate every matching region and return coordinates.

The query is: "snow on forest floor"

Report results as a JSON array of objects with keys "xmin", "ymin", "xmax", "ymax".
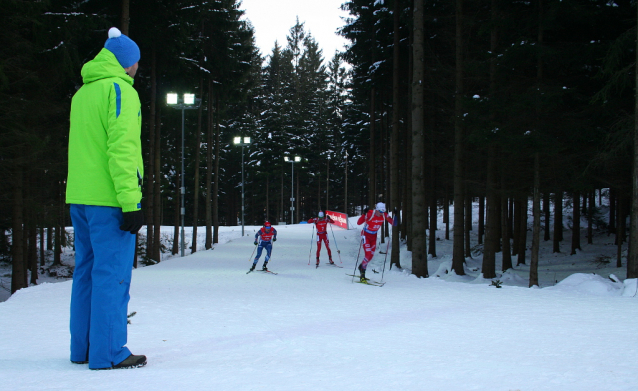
[{"xmin": 1, "ymin": 205, "xmax": 637, "ymax": 390}]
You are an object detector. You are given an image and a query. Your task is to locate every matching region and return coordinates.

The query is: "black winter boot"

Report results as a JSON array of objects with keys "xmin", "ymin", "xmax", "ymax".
[
  {"xmin": 358, "ymin": 264, "xmax": 367, "ymax": 281},
  {"xmin": 91, "ymin": 354, "xmax": 147, "ymax": 370},
  {"xmin": 113, "ymin": 354, "xmax": 147, "ymax": 369}
]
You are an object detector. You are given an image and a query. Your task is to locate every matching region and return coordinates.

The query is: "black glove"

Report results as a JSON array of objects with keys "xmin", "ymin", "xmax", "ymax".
[
  {"xmin": 273, "ymin": 238, "xmax": 277, "ymax": 242},
  {"xmin": 254, "ymin": 241, "xmax": 258, "ymax": 245},
  {"xmin": 120, "ymin": 209, "xmax": 144, "ymax": 234},
  {"xmin": 363, "ymin": 207, "xmax": 370, "ymax": 215}
]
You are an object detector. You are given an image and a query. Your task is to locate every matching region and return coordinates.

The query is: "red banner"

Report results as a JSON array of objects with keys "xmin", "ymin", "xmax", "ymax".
[{"xmin": 326, "ymin": 210, "xmax": 349, "ymax": 230}]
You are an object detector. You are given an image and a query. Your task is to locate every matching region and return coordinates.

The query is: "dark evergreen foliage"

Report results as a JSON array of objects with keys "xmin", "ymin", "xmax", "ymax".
[{"xmin": 3, "ymin": 0, "xmax": 638, "ymax": 286}]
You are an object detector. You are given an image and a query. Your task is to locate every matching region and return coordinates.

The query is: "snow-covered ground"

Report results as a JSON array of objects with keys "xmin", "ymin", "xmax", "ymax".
[{"xmin": 1, "ymin": 206, "xmax": 637, "ymax": 390}]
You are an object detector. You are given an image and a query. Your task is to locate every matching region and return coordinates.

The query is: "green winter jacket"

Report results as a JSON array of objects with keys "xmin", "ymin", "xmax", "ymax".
[{"xmin": 66, "ymin": 48, "xmax": 143, "ymax": 212}]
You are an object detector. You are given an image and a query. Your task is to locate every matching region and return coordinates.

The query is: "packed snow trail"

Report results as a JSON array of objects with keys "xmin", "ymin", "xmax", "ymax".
[{"xmin": 1, "ymin": 221, "xmax": 637, "ymax": 390}]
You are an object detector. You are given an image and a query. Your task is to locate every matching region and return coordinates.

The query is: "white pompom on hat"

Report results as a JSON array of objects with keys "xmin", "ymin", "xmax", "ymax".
[
  {"xmin": 108, "ymin": 27, "xmax": 121, "ymax": 39},
  {"xmin": 104, "ymin": 27, "xmax": 140, "ymax": 68},
  {"xmin": 318, "ymin": 211, "xmax": 324, "ymax": 218},
  {"xmin": 375, "ymin": 202, "xmax": 386, "ymax": 213}
]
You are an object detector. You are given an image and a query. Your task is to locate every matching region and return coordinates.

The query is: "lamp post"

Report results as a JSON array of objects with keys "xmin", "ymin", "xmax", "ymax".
[
  {"xmin": 344, "ymin": 151, "xmax": 348, "ymax": 216},
  {"xmin": 167, "ymin": 92, "xmax": 200, "ymax": 257},
  {"xmin": 233, "ymin": 136, "xmax": 251, "ymax": 236},
  {"xmin": 284, "ymin": 156, "xmax": 301, "ymax": 224},
  {"xmin": 326, "ymin": 155, "xmax": 330, "ymax": 211}
]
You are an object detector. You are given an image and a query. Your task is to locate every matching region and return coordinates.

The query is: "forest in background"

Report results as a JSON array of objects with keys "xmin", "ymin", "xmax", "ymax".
[{"xmin": 2, "ymin": 0, "xmax": 638, "ymax": 295}]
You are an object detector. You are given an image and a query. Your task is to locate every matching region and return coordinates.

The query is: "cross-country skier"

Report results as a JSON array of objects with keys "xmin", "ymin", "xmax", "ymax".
[
  {"xmin": 250, "ymin": 221, "xmax": 277, "ymax": 271},
  {"xmin": 307, "ymin": 211, "xmax": 335, "ymax": 267},
  {"xmin": 356, "ymin": 202, "xmax": 394, "ymax": 281}
]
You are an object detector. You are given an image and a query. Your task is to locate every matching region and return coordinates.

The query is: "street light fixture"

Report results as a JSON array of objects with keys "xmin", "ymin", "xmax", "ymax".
[
  {"xmin": 167, "ymin": 92, "xmax": 200, "ymax": 257},
  {"xmin": 284, "ymin": 156, "xmax": 301, "ymax": 224},
  {"xmin": 233, "ymin": 136, "xmax": 251, "ymax": 236}
]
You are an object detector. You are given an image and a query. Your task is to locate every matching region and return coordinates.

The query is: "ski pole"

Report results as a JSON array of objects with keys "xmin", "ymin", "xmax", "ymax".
[
  {"xmin": 352, "ymin": 233, "xmax": 364, "ymax": 283},
  {"xmin": 248, "ymin": 242, "xmax": 257, "ymax": 263},
  {"xmin": 329, "ymin": 224, "xmax": 342, "ymax": 263},
  {"xmin": 308, "ymin": 224, "xmax": 315, "ymax": 265},
  {"xmin": 381, "ymin": 228, "xmax": 391, "ymax": 282}
]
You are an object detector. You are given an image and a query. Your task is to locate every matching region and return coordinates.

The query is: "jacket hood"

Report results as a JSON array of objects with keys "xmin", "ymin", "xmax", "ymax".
[{"xmin": 81, "ymin": 48, "xmax": 134, "ymax": 86}]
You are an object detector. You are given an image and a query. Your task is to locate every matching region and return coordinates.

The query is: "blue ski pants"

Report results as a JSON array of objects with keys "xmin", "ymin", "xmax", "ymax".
[
  {"xmin": 253, "ymin": 242, "xmax": 273, "ymax": 265},
  {"xmin": 69, "ymin": 204, "xmax": 135, "ymax": 369}
]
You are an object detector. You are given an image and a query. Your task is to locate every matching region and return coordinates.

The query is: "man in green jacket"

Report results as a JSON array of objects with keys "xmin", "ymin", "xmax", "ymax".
[{"xmin": 67, "ymin": 27, "xmax": 146, "ymax": 370}]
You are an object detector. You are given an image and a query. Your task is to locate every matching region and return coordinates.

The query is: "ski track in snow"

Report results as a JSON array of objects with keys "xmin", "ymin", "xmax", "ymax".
[{"xmin": 1, "ymin": 216, "xmax": 638, "ymax": 390}]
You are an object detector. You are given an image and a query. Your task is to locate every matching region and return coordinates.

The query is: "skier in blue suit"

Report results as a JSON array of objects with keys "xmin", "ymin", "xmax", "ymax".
[{"xmin": 251, "ymin": 221, "xmax": 277, "ymax": 271}]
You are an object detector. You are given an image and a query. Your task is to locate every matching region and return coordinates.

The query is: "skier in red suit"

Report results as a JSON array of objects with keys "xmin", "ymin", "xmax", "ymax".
[
  {"xmin": 307, "ymin": 211, "xmax": 335, "ymax": 267},
  {"xmin": 356, "ymin": 202, "xmax": 394, "ymax": 281}
]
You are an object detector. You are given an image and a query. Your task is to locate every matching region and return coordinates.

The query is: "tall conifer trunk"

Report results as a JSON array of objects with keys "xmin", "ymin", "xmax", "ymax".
[
  {"xmin": 501, "ymin": 176, "xmax": 512, "ymax": 271},
  {"xmin": 426, "ymin": 102, "xmax": 434, "ymax": 257},
  {"xmin": 444, "ymin": 188, "xmax": 450, "ymax": 240},
  {"xmin": 485, "ymin": 0, "xmax": 501, "ymax": 276},
  {"xmin": 28, "ymin": 221, "xmax": 37, "ymax": 285},
  {"xmin": 609, "ymin": 188, "xmax": 616, "ymax": 234},
  {"xmin": 205, "ymin": 81, "xmax": 213, "ymax": 249},
  {"xmin": 553, "ymin": 191, "xmax": 563, "ymax": 253},
  {"xmin": 191, "ymin": 74, "xmax": 204, "ymax": 253},
  {"xmin": 11, "ymin": 167, "xmax": 26, "ymax": 294},
  {"xmin": 616, "ymin": 196, "xmax": 636, "ymax": 270},
  {"xmin": 464, "ymin": 191, "xmax": 471, "ymax": 258},
  {"xmin": 478, "ymin": 196, "xmax": 484, "ymax": 245},
  {"xmin": 390, "ymin": 0, "xmax": 401, "ymax": 269},
  {"xmin": 405, "ymin": 21, "xmax": 413, "ymax": 250},
  {"xmin": 530, "ymin": 0, "xmax": 543, "ymax": 286},
  {"xmin": 452, "ymin": 0, "xmax": 466, "ymax": 275},
  {"xmin": 152, "ymin": 106, "xmax": 162, "ymax": 262},
  {"xmin": 512, "ymin": 197, "xmax": 520, "ymax": 256},
  {"xmin": 53, "ymin": 182, "xmax": 63, "ymax": 266},
  {"xmin": 516, "ymin": 196, "xmax": 527, "ymax": 265},
  {"xmin": 571, "ymin": 192, "xmax": 581, "ymax": 255},
  {"xmin": 587, "ymin": 191, "xmax": 594, "ymax": 244},
  {"xmin": 146, "ymin": 48, "xmax": 157, "ymax": 261},
  {"xmin": 619, "ymin": 7, "xmax": 638, "ymax": 278},
  {"xmin": 429, "ymin": 166, "xmax": 437, "ymax": 257},
  {"xmin": 543, "ymin": 193, "xmax": 551, "ymax": 241},
  {"xmin": 530, "ymin": 153, "xmax": 541, "ymax": 287},
  {"xmin": 369, "ymin": 88, "xmax": 376, "ymax": 207},
  {"xmin": 482, "ymin": 145, "xmax": 497, "ymax": 279},
  {"xmin": 120, "ymin": 0, "xmax": 130, "ymax": 34},
  {"xmin": 47, "ymin": 226, "xmax": 52, "ymax": 252},
  {"xmin": 39, "ymin": 226, "xmax": 44, "ymax": 267},
  {"xmin": 411, "ymin": 0, "xmax": 427, "ymax": 277},
  {"xmin": 213, "ymin": 98, "xmax": 221, "ymax": 243}
]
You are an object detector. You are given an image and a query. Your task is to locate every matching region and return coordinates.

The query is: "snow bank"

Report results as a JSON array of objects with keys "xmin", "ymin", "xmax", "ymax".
[{"xmin": 545, "ymin": 273, "xmax": 622, "ymax": 296}]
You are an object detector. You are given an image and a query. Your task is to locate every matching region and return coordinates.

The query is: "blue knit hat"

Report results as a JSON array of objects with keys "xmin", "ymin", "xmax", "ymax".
[{"xmin": 104, "ymin": 27, "xmax": 140, "ymax": 68}]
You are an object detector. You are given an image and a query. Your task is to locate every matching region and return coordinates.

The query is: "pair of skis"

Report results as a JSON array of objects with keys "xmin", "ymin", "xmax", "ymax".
[
  {"xmin": 246, "ymin": 269, "xmax": 278, "ymax": 275},
  {"xmin": 345, "ymin": 274, "xmax": 385, "ymax": 287},
  {"xmin": 317, "ymin": 262, "xmax": 343, "ymax": 269},
  {"xmin": 323, "ymin": 262, "xmax": 384, "ymax": 286}
]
